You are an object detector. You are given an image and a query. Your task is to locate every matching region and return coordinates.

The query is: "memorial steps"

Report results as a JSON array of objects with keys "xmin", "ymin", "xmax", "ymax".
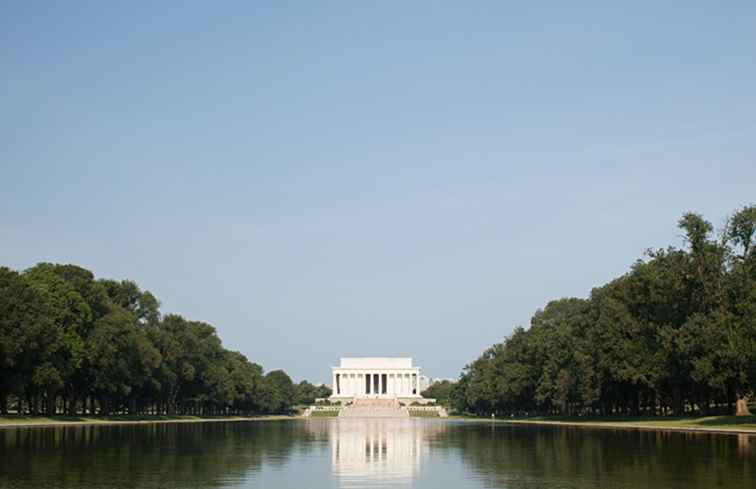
[{"xmin": 339, "ymin": 398, "xmax": 410, "ymax": 418}]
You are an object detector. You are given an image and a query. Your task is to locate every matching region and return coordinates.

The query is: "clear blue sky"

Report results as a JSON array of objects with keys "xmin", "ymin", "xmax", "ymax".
[{"xmin": 2, "ymin": 2, "xmax": 755, "ymax": 383}]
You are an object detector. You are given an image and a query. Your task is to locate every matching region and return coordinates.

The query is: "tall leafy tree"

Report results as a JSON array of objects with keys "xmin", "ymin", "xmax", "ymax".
[
  {"xmin": 0, "ymin": 268, "xmax": 56, "ymax": 414},
  {"xmin": 261, "ymin": 370, "xmax": 295, "ymax": 414},
  {"xmin": 724, "ymin": 205, "xmax": 756, "ymax": 414}
]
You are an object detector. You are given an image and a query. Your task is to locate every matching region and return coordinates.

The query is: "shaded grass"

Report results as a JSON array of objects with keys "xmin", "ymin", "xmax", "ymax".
[{"xmin": 0, "ymin": 414, "xmax": 293, "ymax": 428}]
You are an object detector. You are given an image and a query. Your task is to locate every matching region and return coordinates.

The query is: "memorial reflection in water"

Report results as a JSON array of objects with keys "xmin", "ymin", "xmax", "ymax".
[{"xmin": 308, "ymin": 419, "xmax": 446, "ymax": 486}]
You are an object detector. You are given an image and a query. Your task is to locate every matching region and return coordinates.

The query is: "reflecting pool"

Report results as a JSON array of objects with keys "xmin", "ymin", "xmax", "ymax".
[{"xmin": 0, "ymin": 419, "xmax": 753, "ymax": 488}]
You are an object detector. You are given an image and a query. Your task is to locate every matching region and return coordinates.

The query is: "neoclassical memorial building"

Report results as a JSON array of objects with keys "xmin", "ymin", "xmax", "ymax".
[{"xmin": 330, "ymin": 357, "xmax": 424, "ymax": 403}]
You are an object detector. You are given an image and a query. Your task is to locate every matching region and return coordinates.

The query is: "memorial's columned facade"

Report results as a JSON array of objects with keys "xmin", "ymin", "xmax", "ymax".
[{"xmin": 330, "ymin": 357, "xmax": 423, "ymax": 401}]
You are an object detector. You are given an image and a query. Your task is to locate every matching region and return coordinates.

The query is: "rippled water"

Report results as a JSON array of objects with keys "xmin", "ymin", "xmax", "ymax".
[{"xmin": 0, "ymin": 419, "xmax": 754, "ymax": 488}]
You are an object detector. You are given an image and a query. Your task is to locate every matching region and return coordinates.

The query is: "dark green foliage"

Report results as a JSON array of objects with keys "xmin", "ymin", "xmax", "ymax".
[
  {"xmin": 0, "ymin": 267, "xmax": 57, "ymax": 414},
  {"xmin": 0, "ymin": 263, "xmax": 304, "ymax": 416},
  {"xmin": 455, "ymin": 206, "xmax": 756, "ymax": 417},
  {"xmin": 260, "ymin": 370, "xmax": 295, "ymax": 413},
  {"xmin": 421, "ymin": 380, "xmax": 455, "ymax": 405},
  {"xmin": 294, "ymin": 380, "xmax": 332, "ymax": 405},
  {"xmin": 99, "ymin": 279, "xmax": 161, "ymax": 326}
]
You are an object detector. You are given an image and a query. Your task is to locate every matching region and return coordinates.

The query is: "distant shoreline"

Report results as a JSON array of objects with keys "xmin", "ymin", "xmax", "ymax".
[
  {"xmin": 4, "ymin": 414, "xmax": 756, "ymax": 436},
  {"xmin": 0, "ymin": 415, "xmax": 295, "ymax": 429},
  {"xmin": 450, "ymin": 415, "xmax": 756, "ymax": 435}
]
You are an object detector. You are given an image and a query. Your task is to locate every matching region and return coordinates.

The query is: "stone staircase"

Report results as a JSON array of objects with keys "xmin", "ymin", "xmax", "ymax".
[{"xmin": 339, "ymin": 398, "xmax": 409, "ymax": 418}]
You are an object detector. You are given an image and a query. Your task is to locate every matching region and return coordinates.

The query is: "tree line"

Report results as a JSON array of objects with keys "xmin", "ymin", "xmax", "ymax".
[
  {"xmin": 451, "ymin": 205, "xmax": 756, "ymax": 417},
  {"xmin": 0, "ymin": 263, "xmax": 329, "ymax": 416}
]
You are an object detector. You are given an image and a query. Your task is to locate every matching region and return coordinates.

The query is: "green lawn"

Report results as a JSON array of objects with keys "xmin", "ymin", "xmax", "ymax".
[
  {"xmin": 6, "ymin": 412, "xmax": 753, "ymax": 432},
  {"xmin": 308, "ymin": 410, "xmax": 341, "ymax": 418},
  {"xmin": 498, "ymin": 415, "xmax": 756, "ymax": 432},
  {"xmin": 409, "ymin": 410, "xmax": 440, "ymax": 417}
]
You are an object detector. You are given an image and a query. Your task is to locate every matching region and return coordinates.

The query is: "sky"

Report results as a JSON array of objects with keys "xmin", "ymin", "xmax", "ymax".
[{"xmin": 2, "ymin": 2, "xmax": 755, "ymax": 384}]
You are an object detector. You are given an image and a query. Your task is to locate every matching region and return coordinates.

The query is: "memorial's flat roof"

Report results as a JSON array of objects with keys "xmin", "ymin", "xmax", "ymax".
[{"xmin": 337, "ymin": 357, "xmax": 414, "ymax": 369}]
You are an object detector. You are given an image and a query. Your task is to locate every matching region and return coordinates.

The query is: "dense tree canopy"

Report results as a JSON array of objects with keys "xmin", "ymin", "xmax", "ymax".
[
  {"xmin": 453, "ymin": 206, "xmax": 756, "ymax": 417},
  {"xmin": 0, "ymin": 263, "xmax": 309, "ymax": 416},
  {"xmin": 421, "ymin": 380, "xmax": 455, "ymax": 406},
  {"xmin": 293, "ymin": 380, "xmax": 332, "ymax": 405}
]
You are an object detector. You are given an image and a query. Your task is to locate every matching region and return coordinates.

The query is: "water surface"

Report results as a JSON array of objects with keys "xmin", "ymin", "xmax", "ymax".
[{"xmin": 0, "ymin": 419, "xmax": 753, "ymax": 488}]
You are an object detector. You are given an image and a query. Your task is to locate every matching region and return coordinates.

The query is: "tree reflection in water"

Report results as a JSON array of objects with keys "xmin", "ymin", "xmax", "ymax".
[
  {"xmin": 0, "ymin": 421, "xmax": 307, "ymax": 489},
  {"xmin": 447, "ymin": 423, "xmax": 756, "ymax": 489}
]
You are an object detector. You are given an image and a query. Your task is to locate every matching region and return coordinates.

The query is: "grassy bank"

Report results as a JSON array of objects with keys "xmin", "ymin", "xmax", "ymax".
[
  {"xmin": 0, "ymin": 414, "xmax": 295, "ymax": 429},
  {"xmin": 308, "ymin": 410, "xmax": 340, "ymax": 417},
  {"xmin": 451, "ymin": 414, "xmax": 756, "ymax": 434},
  {"xmin": 409, "ymin": 410, "xmax": 440, "ymax": 418}
]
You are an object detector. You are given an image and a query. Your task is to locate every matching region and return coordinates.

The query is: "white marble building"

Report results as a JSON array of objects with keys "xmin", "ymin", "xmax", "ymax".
[{"xmin": 330, "ymin": 357, "xmax": 423, "ymax": 401}]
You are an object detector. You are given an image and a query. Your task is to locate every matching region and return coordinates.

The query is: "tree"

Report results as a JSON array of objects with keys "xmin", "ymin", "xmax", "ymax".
[
  {"xmin": 87, "ymin": 307, "xmax": 161, "ymax": 415},
  {"xmin": 0, "ymin": 268, "xmax": 56, "ymax": 414},
  {"xmin": 421, "ymin": 380, "xmax": 455, "ymax": 406},
  {"xmin": 260, "ymin": 370, "xmax": 295, "ymax": 414},
  {"xmin": 724, "ymin": 205, "xmax": 756, "ymax": 415},
  {"xmin": 22, "ymin": 265, "xmax": 92, "ymax": 415},
  {"xmin": 224, "ymin": 351, "xmax": 264, "ymax": 413},
  {"xmin": 292, "ymin": 381, "xmax": 331, "ymax": 405},
  {"xmin": 294, "ymin": 381, "xmax": 320, "ymax": 405},
  {"xmin": 727, "ymin": 205, "xmax": 756, "ymax": 258}
]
